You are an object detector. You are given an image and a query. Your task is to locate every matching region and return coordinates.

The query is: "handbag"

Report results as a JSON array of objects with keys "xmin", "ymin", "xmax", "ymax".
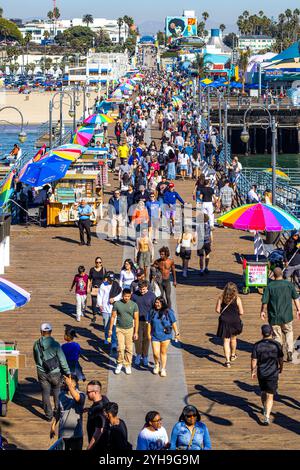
[{"xmin": 175, "ymin": 243, "xmax": 181, "ymax": 256}]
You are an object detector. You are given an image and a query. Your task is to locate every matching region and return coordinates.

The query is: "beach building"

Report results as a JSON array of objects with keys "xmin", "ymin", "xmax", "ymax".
[
  {"xmin": 20, "ymin": 18, "xmax": 129, "ymax": 45},
  {"xmin": 237, "ymin": 35, "xmax": 276, "ymax": 52},
  {"xmin": 67, "ymin": 52, "xmax": 130, "ymax": 86}
]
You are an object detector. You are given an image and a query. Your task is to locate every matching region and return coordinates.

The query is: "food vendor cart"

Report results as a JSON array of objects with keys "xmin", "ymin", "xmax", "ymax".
[
  {"xmin": 0, "ymin": 342, "xmax": 26, "ymax": 417},
  {"xmin": 47, "ymin": 148, "xmax": 108, "ymax": 226}
]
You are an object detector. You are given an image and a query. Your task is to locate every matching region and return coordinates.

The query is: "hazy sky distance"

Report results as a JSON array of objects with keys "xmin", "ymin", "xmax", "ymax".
[{"xmin": 2, "ymin": 0, "xmax": 300, "ymax": 27}]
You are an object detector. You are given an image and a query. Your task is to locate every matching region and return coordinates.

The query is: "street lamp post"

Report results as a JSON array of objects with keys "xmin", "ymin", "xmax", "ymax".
[
  {"xmin": 240, "ymin": 105, "xmax": 277, "ymax": 205},
  {"xmin": 0, "ymin": 106, "xmax": 27, "ymax": 143},
  {"xmin": 48, "ymin": 89, "xmax": 76, "ymax": 150},
  {"xmin": 224, "ymin": 99, "xmax": 228, "ymax": 165},
  {"xmin": 207, "ymin": 86, "xmax": 210, "ymax": 131}
]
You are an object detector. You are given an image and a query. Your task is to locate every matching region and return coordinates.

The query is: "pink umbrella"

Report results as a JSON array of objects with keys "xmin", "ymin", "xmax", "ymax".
[{"xmin": 72, "ymin": 126, "xmax": 94, "ymax": 146}]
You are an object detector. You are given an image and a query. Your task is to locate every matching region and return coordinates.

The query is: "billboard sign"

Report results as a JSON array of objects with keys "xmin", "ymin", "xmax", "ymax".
[{"xmin": 165, "ymin": 16, "xmax": 197, "ymax": 39}]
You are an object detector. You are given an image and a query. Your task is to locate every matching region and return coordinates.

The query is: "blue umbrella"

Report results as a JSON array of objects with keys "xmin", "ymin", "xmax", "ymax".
[{"xmin": 19, "ymin": 154, "xmax": 72, "ymax": 186}]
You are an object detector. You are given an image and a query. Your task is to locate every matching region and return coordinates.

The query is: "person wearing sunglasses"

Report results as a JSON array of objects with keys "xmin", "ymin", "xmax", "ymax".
[
  {"xmin": 136, "ymin": 410, "xmax": 169, "ymax": 450},
  {"xmin": 88, "ymin": 257, "xmax": 106, "ymax": 323},
  {"xmin": 170, "ymin": 405, "xmax": 211, "ymax": 450}
]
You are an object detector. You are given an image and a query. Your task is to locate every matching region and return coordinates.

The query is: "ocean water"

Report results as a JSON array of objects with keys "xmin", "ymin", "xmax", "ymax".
[
  {"xmin": 0, "ymin": 125, "xmax": 39, "ymax": 160},
  {"xmin": 238, "ymin": 154, "xmax": 300, "ymax": 169}
]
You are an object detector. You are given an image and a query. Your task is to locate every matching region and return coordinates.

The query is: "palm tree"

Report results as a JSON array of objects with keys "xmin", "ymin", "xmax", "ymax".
[
  {"xmin": 82, "ymin": 14, "xmax": 94, "ymax": 28},
  {"xmin": 219, "ymin": 24, "xmax": 226, "ymax": 34},
  {"xmin": 123, "ymin": 15, "xmax": 134, "ymax": 28},
  {"xmin": 259, "ymin": 11, "xmax": 264, "ymax": 18},
  {"xmin": 243, "ymin": 10, "xmax": 249, "ymax": 18},
  {"xmin": 0, "ymin": 7, "xmax": 3, "ymax": 18},
  {"xmin": 117, "ymin": 17, "xmax": 124, "ymax": 44},
  {"xmin": 202, "ymin": 11, "xmax": 209, "ymax": 23},
  {"xmin": 239, "ymin": 49, "xmax": 251, "ymax": 94}
]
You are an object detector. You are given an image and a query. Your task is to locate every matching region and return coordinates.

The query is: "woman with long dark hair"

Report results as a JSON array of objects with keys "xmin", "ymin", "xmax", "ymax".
[
  {"xmin": 136, "ymin": 410, "xmax": 169, "ymax": 450},
  {"xmin": 119, "ymin": 259, "xmax": 136, "ymax": 289},
  {"xmin": 170, "ymin": 405, "xmax": 211, "ymax": 450},
  {"xmin": 216, "ymin": 282, "xmax": 244, "ymax": 368},
  {"xmin": 146, "ymin": 296, "xmax": 179, "ymax": 377}
]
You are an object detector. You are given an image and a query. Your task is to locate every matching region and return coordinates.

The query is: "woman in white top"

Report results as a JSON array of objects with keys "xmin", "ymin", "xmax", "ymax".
[
  {"xmin": 177, "ymin": 229, "xmax": 197, "ymax": 278},
  {"xmin": 119, "ymin": 259, "xmax": 136, "ymax": 289},
  {"xmin": 136, "ymin": 411, "xmax": 169, "ymax": 450},
  {"xmin": 178, "ymin": 152, "xmax": 189, "ymax": 180}
]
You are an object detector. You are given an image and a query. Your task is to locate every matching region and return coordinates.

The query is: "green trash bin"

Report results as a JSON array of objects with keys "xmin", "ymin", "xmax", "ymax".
[{"xmin": 0, "ymin": 342, "xmax": 19, "ymax": 417}]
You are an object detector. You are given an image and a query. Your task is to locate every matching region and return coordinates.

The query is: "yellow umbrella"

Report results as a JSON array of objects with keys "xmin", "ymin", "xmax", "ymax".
[
  {"xmin": 263, "ymin": 168, "xmax": 290, "ymax": 181},
  {"xmin": 201, "ymin": 78, "xmax": 213, "ymax": 85}
]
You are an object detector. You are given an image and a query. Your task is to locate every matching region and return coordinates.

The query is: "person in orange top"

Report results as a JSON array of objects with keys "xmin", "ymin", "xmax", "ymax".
[{"xmin": 131, "ymin": 200, "xmax": 149, "ymax": 234}]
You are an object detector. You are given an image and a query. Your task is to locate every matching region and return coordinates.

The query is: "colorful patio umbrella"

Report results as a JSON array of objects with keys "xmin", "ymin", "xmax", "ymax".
[
  {"xmin": 0, "ymin": 171, "xmax": 14, "ymax": 207},
  {"xmin": 172, "ymin": 96, "xmax": 183, "ymax": 108},
  {"xmin": 263, "ymin": 168, "xmax": 290, "ymax": 181},
  {"xmin": 83, "ymin": 114, "xmax": 115, "ymax": 125},
  {"xmin": 0, "ymin": 277, "xmax": 30, "ymax": 312},
  {"xmin": 19, "ymin": 145, "xmax": 85, "ymax": 187},
  {"xmin": 217, "ymin": 203, "xmax": 300, "ymax": 232},
  {"xmin": 73, "ymin": 126, "xmax": 95, "ymax": 146},
  {"xmin": 18, "ymin": 145, "xmax": 47, "ymax": 180}
]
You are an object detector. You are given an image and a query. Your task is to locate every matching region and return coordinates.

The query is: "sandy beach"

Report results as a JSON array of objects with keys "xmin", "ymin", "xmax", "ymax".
[{"xmin": 0, "ymin": 90, "xmax": 100, "ymax": 125}]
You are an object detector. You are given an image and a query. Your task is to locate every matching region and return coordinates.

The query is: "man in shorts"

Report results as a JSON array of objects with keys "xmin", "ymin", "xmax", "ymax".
[
  {"xmin": 163, "ymin": 183, "xmax": 185, "ymax": 236},
  {"xmin": 135, "ymin": 227, "xmax": 154, "ymax": 280},
  {"xmin": 251, "ymin": 324, "xmax": 284, "ymax": 425},
  {"xmin": 197, "ymin": 213, "xmax": 213, "ymax": 276}
]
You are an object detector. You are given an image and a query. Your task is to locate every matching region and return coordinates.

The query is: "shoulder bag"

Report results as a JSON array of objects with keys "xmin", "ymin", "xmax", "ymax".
[
  {"xmin": 37, "ymin": 339, "xmax": 60, "ymax": 374},
  {"xmin": 177, "ymin": 426, "xmax": 196, "ymax": 450}
]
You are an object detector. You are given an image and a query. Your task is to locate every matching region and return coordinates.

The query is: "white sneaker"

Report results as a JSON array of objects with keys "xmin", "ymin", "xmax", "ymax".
[
  {"xmin": 143, "ymin": 356, "xmax": 149, "ymax": 367},
  {"xmin": 125, "ymin": 366, "xmax": 132, "ymax": 375},
  {"xmin": 160, "ymin": 368, "xmax": 167, "ymax": 377},
  {"xmin": 115, "ymin": 364, "xmax": 123, "ymax": 375},
  {"xmin": 135, "ymin": 354, "xmax": 141, "ymax": 366},
  {"xmin": 153, "ymin": 364, "xmax": 160, "ymax": 375},
  {"xmin": 76, "ymin": 318, "xmax": 81, "ymax": 322}
]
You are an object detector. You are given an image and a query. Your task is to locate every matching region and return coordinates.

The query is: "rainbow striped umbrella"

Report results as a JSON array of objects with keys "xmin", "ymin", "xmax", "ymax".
[
  {"xmin": 18, "ymin": 145, "xmax": 48, "ymax": 180},
  {"xmin": 0, "ymin": 277, "xmax": 30, "ymax": 312},
  {"xmin": 73, "ymin": 126, "xmax": 95, "ymax": 146},
  {"xmin": 0, "ymin": 171, "xmax": 14, "ymax": 207},
  {"xmin": 83, "ymin": 113, "xmax": 115, "ymax": 125},
  {"xmin": 217, "ymin": 203, "xmax": 300, "ymax": 232},
  {"xmin": 172, "ymin": 96, "xmax": 183, "ymax": 108},
  {"xmin": 49, "ymin": 143, "xmax": 86, "ymax": 160}
]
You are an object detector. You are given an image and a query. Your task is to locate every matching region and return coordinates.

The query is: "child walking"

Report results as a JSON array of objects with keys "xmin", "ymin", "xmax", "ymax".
[
  {"xmin": 61, "ymin": 327, "xmax": 86, "ymax": 381},
  {"xmin": 70, "ymin": 265, "xmax": 88, "ymax": 322}
]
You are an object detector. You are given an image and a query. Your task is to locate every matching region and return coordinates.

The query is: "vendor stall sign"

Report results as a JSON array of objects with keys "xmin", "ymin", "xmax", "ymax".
[
  {"xmin": 265, "ymin": 70, "xmax": 283, "ymax": 78},
  {"xmin": 246, "ymin": 263, "xmax": 268, "ymax": 287}
]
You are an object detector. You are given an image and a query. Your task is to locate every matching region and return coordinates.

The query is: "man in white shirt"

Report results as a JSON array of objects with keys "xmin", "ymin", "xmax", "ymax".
[
  {"xmin": 247, "ymin": 184, "xmax": 260, "ymax": 203},
  {"xmin": 97, "ymin": 272, "xmax": 122, "ymax": 348},
  {"xmin": 139, "ymin": 116, "xmax": 148, "ymax": 131}
]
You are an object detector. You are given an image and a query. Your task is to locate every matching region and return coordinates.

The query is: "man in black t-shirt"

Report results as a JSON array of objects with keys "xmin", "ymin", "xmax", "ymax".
[
  {"xmin": 251, "ymin": 325, "xmax": 284, "ymax": 426},
  {"xmin": 86, "ymin": 380, "xmax": 109, "ymax": 450}
]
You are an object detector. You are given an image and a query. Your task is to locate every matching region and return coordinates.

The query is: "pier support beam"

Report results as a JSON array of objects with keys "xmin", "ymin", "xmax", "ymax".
[
  {"xmin": 264, "ymin": 128, "xmax": 268, "ymax": 154},
  {"xmin": 228, "ymin": 126, "xmax": 232, "ymax": 145},
  {"xmin": 253, "ymin": 127, "xmax": 257, "ymax": 154},
  {"xmin": 298, "ymin": 128, "xmax": 300, "ymax": 154},
  {"xmin": 278, "ymin": 128, "xmax": 283, "ymax": 154}
]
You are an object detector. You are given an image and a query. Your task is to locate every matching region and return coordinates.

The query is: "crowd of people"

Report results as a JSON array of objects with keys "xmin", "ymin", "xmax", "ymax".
[{"xmin": 2, "ymin": 68, "xmax": 300, "ymax": 452}]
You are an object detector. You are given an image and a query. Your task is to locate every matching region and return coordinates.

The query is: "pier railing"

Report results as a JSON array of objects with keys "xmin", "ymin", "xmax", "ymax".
[
  {"xmin": 242, "ymin": 167, "xmax": 300, "ymax": 188},
  {"xmin": 200, "ymin": 116, "xmax": 300, "ymax": 219}
]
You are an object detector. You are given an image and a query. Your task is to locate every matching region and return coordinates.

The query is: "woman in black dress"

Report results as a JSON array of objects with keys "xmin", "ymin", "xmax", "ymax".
[
  {"xmin": 88, "ymin": 257, "xmax": 106, "ymax": 323},
  {"xmin": 216, "ymin": 282, "xmax": 244, "ymax": 368}
]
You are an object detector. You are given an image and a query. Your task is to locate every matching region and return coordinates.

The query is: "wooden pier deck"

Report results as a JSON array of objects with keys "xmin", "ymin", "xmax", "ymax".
[{"xmin": 1, "ymin": 124, "xmax": 300, "ymax": 450}]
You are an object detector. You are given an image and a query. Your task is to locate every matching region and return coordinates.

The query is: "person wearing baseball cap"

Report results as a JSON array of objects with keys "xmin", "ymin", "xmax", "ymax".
[
  {"xmin": 251, "ymin": 324, "xmax": 284, "ymax": 425},
  {"xmin": 131, "ymin": 268, "xmax": 151, "ymax": 293},
  {"xmin": 163, "ymin": 183, "xmax": 184, "ymax": 236},
  {"xmin": 33, "ymin": 323, "xmax": 70, "ymax": 421}
]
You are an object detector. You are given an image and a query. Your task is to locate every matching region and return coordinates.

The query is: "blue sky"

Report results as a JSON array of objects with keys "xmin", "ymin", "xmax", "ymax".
[{"xmin": 2, "ymin": 0, "xmax": 300, "ymax": 27}]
